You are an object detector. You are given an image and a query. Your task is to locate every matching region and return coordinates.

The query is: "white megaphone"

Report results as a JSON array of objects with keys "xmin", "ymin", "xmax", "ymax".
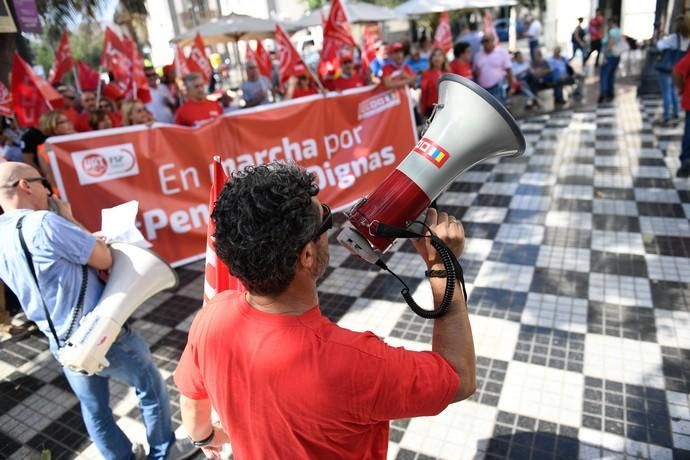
[
  {"xmin": 337, "ymin": 75, "xmax": 525, "ymax": 316},
  {"xmin": 58, "ymin": 242, "xmax": 178, "ymax": 375}
]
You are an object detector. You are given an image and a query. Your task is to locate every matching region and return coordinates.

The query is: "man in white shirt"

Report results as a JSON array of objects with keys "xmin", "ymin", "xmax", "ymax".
[
  {"xmin": 527, "ymin": 16, "xmax": 542, "ymax": 61},
  {"xmin": 145, "ymin": 67, "xmax": 175, "ymax": 124}
]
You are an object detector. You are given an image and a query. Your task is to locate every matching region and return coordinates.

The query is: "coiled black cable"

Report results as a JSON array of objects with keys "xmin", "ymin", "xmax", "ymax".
[{"xmin": 374, "ymin": 222, "xmax": 467, "ymax": 319}]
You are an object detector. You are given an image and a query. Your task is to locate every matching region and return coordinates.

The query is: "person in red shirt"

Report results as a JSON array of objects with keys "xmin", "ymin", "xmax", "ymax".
[
  {"xmin": 174, "ymin": 163, "xmax": 476, "ymax": 459},
  {"xmin": 420, "ymin": 48, "xmax": 449, "ymax": 118},
  {"xmin": 286, "ymin": 64, "xmax": 319, "ymax": 99},
  {"xmin": 327, "ymin": 52, "xmax": 364, "ymax": 91},
  {"xmin": 382, "ymin": 42, "xmax": 417, "ymax": 89},
  {"xmin": 74, "ymin": 91, "xmax": 97, "ymax": 132},
  {"xmin": 587, "ymin": 8, "xmax": 605, "ymax": 67},
  {"xmin": 449, "ymin": 42, "xmax": 473, "ymax": 79},
  {"xmin": 673, "ymin": 52, "xmax": 690, "ymax": 177},
  {"xmin": 174, "ymin": 72, "xmax": 222, "ymax": 127}
]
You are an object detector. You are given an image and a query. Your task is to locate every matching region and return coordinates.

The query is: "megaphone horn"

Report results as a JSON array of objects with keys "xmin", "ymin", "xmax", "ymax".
[{"xmin": 337, "ymin": 74, "xmax": 526, "ymax": 317}]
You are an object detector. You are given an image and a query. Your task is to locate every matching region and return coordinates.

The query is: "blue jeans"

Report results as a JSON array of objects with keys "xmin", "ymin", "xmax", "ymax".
[
  {"xmin": 682, "ymin": 111, "xmax": 690, "ymax": 164},
  {"xmin": 529, "ymin": 39, "xmax": 539, "ymax": 61},
  {"xmin": 599, "ymin": 56, "xmax": 620, "ymax": 99},
  {"xmin": 485, "ymin": 82, "xmax": 505, "ymax": 104},
  {"xmin": 658, "ymin": 73, "xmax": 679, "ymax": 120},
  {"xmin": 61, "ymin": 326, "xmax": 174, "ymax": 460}
]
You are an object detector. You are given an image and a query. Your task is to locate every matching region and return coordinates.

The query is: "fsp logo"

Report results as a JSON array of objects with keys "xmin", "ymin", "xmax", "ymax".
[{"xmin": 72, "ymin": 143, "xmax": 140, "ymax": 185}]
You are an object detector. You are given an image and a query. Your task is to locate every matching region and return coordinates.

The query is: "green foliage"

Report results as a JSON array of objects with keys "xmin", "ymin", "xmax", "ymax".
[{"xmin": 30, "ymin": 28, "xmax": 104, "ymax": 80}]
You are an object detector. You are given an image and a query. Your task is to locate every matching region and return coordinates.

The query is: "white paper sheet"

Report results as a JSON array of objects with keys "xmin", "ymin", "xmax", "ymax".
[{"xmin": 100, "ymin": 201, "xmax": 152, "ymax": 248}]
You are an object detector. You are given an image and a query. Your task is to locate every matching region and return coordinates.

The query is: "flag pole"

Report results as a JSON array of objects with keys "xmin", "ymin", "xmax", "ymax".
[
  {"xmin": 72, "ymin": 65, "xmax": 82, "ymax": 96},
  {"xmin": 304, "ymin": 63, "xmax": 326, "ymax": 93},
  {"xmin": 96, "ymin": 68, "xmax": 103, "ymax": 105}
]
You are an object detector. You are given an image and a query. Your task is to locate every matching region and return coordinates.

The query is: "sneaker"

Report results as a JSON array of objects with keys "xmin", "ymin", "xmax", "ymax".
[
  {"xmin": 167, "ymin": 437, "xmax": 198, "ymax": 460},
  {"xmin": 0, "ymin": 323, "xmax": 33, "ymax": 343},
  {"xmin": 132, "ymin": 443, "xmax": 147, "ymax": 460}
]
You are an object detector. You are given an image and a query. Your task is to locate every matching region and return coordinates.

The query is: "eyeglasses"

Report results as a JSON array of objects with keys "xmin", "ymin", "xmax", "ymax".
[
  {"xmin": 313, "ymin": 203, "xmax": 332, "ymax": 240},
  {"xmin": 1, "ymin": 176, "xmax": 52, "ymax": 192}
]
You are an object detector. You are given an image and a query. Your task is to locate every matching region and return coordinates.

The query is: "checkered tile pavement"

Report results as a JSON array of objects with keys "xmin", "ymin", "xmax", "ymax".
[{"xmin": 2, "ymin": 91, "xmax": 690, "ymax": 459}]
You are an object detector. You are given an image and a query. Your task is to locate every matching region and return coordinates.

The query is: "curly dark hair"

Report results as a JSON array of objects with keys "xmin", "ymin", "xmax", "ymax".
[{"xmin": 212, "ymin": 162, "xmax": 321, "ymax": 295}]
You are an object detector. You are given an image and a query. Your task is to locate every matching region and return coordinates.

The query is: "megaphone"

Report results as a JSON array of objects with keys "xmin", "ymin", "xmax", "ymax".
[
  {"xmin": 58, "ymin": 242, "xmax": 179, "ymax": 375},
  {"xmin": 337, "ymin": 75, "xmax": 525, "ymax": 316}
]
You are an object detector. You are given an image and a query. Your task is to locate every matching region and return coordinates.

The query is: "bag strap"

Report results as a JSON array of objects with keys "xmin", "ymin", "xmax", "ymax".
[{"xmin": 16, "ymin": 215, "xmax": 88, "ymax": 347}]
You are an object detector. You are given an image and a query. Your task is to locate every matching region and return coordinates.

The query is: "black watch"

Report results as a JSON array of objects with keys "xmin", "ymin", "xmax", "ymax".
[{"xmin": 192, "ymin": 429, "xmax": 215, "ymax": 447}]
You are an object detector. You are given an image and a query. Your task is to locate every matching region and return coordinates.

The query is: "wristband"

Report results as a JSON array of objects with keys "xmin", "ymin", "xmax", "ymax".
[
  {"xmin": 192, "ymin": 429, "xmax": 215, "ymax": 447},
  {"xmin": 425, "ymin": 269, "xmax": 447, "ymax": 278}
]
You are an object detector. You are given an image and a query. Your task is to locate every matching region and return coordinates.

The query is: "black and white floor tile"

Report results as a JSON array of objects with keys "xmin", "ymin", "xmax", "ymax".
[{"xmin": 1, "ymin": 91, "xmax": 690, "ymax": 459}]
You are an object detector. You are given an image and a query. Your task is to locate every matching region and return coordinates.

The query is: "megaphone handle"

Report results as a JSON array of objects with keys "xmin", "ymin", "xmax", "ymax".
[{"xmin": 374, "ymin": 227, "xmax": 467, "ymax": 319}]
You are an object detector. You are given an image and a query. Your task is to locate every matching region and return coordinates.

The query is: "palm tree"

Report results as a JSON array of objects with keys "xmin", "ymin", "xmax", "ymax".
[{"xmin": 1, "ymin": 0, "xmax": 147, "ymax": 86}]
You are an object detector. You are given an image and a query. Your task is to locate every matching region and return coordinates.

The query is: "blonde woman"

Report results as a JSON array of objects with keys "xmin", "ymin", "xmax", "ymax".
[{"xmin": 121, "ymin": 99, "xmax": 152, "ymax": 126}]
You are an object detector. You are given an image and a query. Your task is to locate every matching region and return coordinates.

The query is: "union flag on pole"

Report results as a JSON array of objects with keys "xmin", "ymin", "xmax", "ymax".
[
  {"xmin": 77, "ymin": 60, "xmax": 100, "ymax": 91},
  {"xmin": 318, "ymin": 0, "xmax": 356, "ymax": 76},
  {"xmin": 433, "ymin": 12, "xmax": 452, "ymax": 53},
  {"xmin": 124, "ymin": 37, "xmax": 151, "ymax": 103},
  {"xmin": 173, "ymin": 44, "xmax": 191, "ymax": 78},
  {"xmin": 483, "ymin": 10, "xmax": 499, "ymax": 45},
  {"xmin": 204, "ymin": 156, "xmax": 244, "ymax": 305},
  {"xmin": 101, "ymin": 27, "xmax": 133, "ymax": 84},
  {"xmin": 11, "ymin": 52, "xmax": 64, "ymax": 127},
  {"xmin": 0, "ymin": 82, "xmax": 12, "ymax": 117},
  {"xmin": 275, "ymin": 23, "xmax": 305, "ymax": 84},
  {"xmin": 360, "ymin": 23, "xmax": 380, "ymax": 78},
  {"xmin": 246, "ymin": 41, "xmax": 273, "ymax": 79},
  {"xmin": 187, "ymin": 33, "xmax": 213, "ymax": 82},
  {"xmin": 48, "ymin": 31, "xmax": 74, "ymax": 85}
]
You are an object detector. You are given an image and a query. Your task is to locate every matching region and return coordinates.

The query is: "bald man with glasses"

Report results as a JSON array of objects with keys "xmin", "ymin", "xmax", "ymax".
[{"xmin": 0, "ymin": 162, "xmax": 196, "ymax": 459}]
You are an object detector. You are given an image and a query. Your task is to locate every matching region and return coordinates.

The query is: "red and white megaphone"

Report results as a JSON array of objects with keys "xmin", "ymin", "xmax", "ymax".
[{"xmin": 337, "ymin": 75, "xmax": 526, "ymax": 316}]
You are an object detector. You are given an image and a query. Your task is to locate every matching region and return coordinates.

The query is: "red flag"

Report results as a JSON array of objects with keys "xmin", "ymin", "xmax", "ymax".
[
  {"xmin": 204, "ymin": 157, "xmax": 244, "ymax": 304},
  {"xmin": 124, "ymin": 38, "xmax": 151, "ymax": 103},
  {"xmin": 319, "ymin": 0, "xmax": 356, "ymax": 76},
  {"xmin": 433, "ymin": 12, "xmax": 452, "ymax": 53},
  {"xmin": 254, "ymin": 41, "xmax": 273, "ymax": 79},
  {"xmin": 11, "ymin": 53, "xmax": 64, "ymax": 127},
  {"xmin": 0, "ymin": 82, "xmax": 12, "ymax": 117},
  {"xmin": 483, "ymin": 11, "xmax": 499, "ymax": 45},
  {"xmin": 173, "ymin": 44, "xmax": 190, "ymax": 78},
  {"xmin": 77, "ymin": 60, "xmax": 100, "ymax": 92},
  {"xmin": 275, "ymin": 23, "xmax": 306, "ymax": 84},
  {"xmin": 48, "ymin": 31, "xmax": 74, "ymax": 85},
  {"xmin": 360, "ymin": 23, "xmax": 380, "ymax": 77},
  {"xmin": 187, "ymin": 33, "xmax": 213, "ymax": 82},
  {"xmin": 101, "ymin": 27, "xmax": 133, "ymax": 84}
]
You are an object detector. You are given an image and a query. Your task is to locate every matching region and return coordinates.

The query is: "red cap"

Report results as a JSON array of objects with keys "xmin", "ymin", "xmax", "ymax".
[
  {"xmin": 163, "ymin": 64, "xmax": 174, "ymax": 74},
  {"xmin": 340, "ymin": 51, "xmax": 354, "ymax": 63},
  {"xmin": 389, "ymin": 42, "xmax": 404, "ymax": 53}
]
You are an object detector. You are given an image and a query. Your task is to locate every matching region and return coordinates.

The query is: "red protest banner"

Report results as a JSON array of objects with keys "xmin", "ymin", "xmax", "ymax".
[
  {"xmin": 11, "ymin": 52, "xmax": 64, "ymax": 127},
  {"xmin": 187, "ymin": 33, "xmax": 213, "ymax": 82},
  {"xmin": 49, "ymin": 31, "xmax": 74, "ymax": 85},
  {"xmin": 46, "ymin": 86, "xmax": 417, "ymax": 266}
]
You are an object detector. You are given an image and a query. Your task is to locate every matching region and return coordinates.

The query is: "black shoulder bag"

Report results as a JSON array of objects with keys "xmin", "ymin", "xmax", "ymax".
[{"xmin": 16, "ymin": 215, "xmax": 87, "ymax": 348}]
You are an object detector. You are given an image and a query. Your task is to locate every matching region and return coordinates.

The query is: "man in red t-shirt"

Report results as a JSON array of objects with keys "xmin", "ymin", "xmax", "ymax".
[
  {"xmin": 174, "ymin": 163, "xmax": 476, "ymax": 458},
  {"xmin": 673, "ymin": 53, "xmax": 690, "ymax": 177},
  {"xmin": 382, "ymin": 42, "xmax": 417, "ymax": 89},
  {"xmin": 57, "ymin": 85, "xmax": 80, "ymax": 125},
  {"xmin": 450, "ymin": 42, "xmax": 473, "ymax": 79},
  {"xmin": 174, "ymin": 72, "xmax": 222, "ymax": 127},
  {"xmin": 328, "ymin": 52, "xmax": 364, "ymax": 91}
]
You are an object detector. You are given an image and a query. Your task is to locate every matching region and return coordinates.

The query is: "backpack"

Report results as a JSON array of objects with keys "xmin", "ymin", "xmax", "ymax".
[{"xmin": 655, "ymin": 33, "xmax": 687, "ymax": 73}]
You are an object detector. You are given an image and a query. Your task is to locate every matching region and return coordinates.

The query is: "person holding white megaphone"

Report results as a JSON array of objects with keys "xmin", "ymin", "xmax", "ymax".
[
  {"xmin": 0, "ymin": 162, "xmax": 197, "ymax": 459},
  {"xmin": 175, "ymin": 75, "xmax": 525, "ymax": 458}
]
